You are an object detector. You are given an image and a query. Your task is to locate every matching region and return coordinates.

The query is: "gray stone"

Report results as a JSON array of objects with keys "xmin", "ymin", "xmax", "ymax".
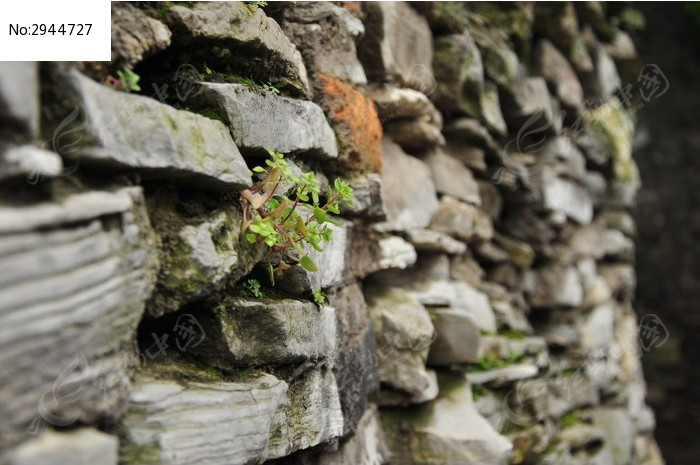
[
  {"xmin": 583, "ymin": 43, "xmax": 622, "ymax": 102},
  {"xmin": 3, "ymin": 429, "xmax": 118, "ymax": 465},
  {"xmin": 536, "ymin": 167, "xmax": 593, "ymax": 225},
  {"xmin": 432, "ymin": 32, "xmax": 484, "ymax": 118},
  {"xmin": 559, "ymin": 424, "xmax": 606, "ymax": 450},
  {"xmin": 500, "ymin": 77, "xmax": 555, "ymax": 133},
  {"xmin": 347, "ymin": 173, "xmax": 387, "ymax": 220},
  {"xmin": 145, "ymin": 188, "xmax": 264, "ymax": 316},
  {"xmin": 412, "ymin": 2, "xmax": 469, "ymax": 35},
  {"xmin": 482, "ymin": 81, "xmax": 508, "ymax": 137},
  {"xmin": 374, "ymin": 236, "xmax": 417, "ymax": 271},
  {"xmin": 427, "ymin": 309, "xmax": 481, "ymax": 366},
  {"xmin": 533, "ymin": 3, "xmax": 580, "ymax": 63},
  {"xmin": 367, "ymin": 86, "xmax": 439, "ymax": 121},
  {"xmin": 468, "ymin": 364, "xmax": 540, "ymax": 387},
  {"xmin": 0, "ymin": 62, "xmax": 39, "ymax": 138},
  {"xmin": 380, "ymin": 138, "xmax": 439, "ymax": 231},
  {"xmin": 359, "ymin": 2, "xmax": 434, "ymax": 93},
  {"xmin": 192, "ymin": 82, "xmax": 337, "ymax": 159},
  {"xmin": 0, "ymin": 145, "xmax": 63, "ymax": 183},
  {"xmin": 365, "ymin": 286, "xmax": 437, "ymax": 404},
  {"xmin": 547, "ymin": 375, "xmax": 600, "ymax": 419},
  {"xmin": 534, "ymin": 39, "xmax": 585, "ymax": 113},
  {"xmin": 406, "ymin": 229, "xmax": 467, "ymax": 255},
  {"xmin": 424, "ymin": 148, "xmax": 481, "ymax": 205},
  {"xmin": 430, "ymin": 195, "xmax": 494, "ymax": 243},
  {"xmin": 443, "ymin": 118, "xmax": 503, "ymax": 162},
  {"xmin": 381, "ymin": 372, "xmax": 512, "ymax": 464},
  {"xmin": 383, "ymin": 116, "xmax": 444, "ymax": 152},
  {"xmin": 525, "ymin": 265, "xmax": 584, "ymax": 308},
  {"xmin": 469, "ymin": 15, "xmax": 522, "ymax": 89},
  {"xmin": 599, "ymin": 264, "xmax": 636, "ymax": 301},
  {"xmin": 478, "ymin": 335, "xmax": 547, "ymax": 361},
  {"xmin": 280, "ymin": 2, "xmax": 367, "ymax": 85},
  {"xmin": 121, "ymin": 367, "xmax": 344, "ymax": 465},
  {"xmin": 48, "ymin": 70, "xmax": 251, "ymax": 191},
  {"xmin": 166, "ymin": 2, "xmax": 310, "ymax": 96},
  {"xmin": 591, "ymin": 408, "xmax": 635, "ymax": 465},
  {"xmin": 443, "ymin": 137, "xmax": 488, "ymax": 173},
  {"xmin": 190, "ymin": 297, "xmax": 336, "ymax": 368},
  {"xmin": 0, "ymin": 187, "xmax": 158, "ymax": 449},
  {"xmin": 602, "ymin": 229, "xmax": 635, "ymax": 261},
  {"xmin": 111, "ymin": 2, "xmax": 171, "ymax": 68}
]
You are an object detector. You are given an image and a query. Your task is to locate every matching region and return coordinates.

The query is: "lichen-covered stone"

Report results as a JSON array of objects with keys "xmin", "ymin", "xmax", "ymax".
[
  {"xmin": 121, "ymin": 366, "xmax": 344, "ymax": 465},
  {"xmin": 166, "ymin": 2, "xmax": 310, "ymax": 96},
  {"xmin": 279, "ymin": 2, "xmax": 367, "ymax": 85},
  {"xmin": 469, "ymin": 14, "xmax": 522, "ymax": 89},
  {"xmin": 380, "ymin": 138, "xmax": 439, "ymax": 231},
  {"xmin": 111, "ymin": 2, "xmax": 171, "ymax": 69},
  {"xmin": 191, "ymin": 82, "xmax": 338, "ymax": 159},
  {"xmin": 0, "ymin": 62, "xmax": 39, "ymax": 139},
  {"xmin": 0, "ymin": 187, "xmax": 158, "ymax": 449},
  {"xmin": 412, "ymin": 2, "xmax": 469, "ymax": 35},
  {"xmin": 315, "ymin": 74, "xmax": 382, "ymax": 174},
  {"xmin": 45, "ymin": 69, "xmax": 252, "ymax": 191},
  {"xmin": 359, "ymin": 2, "xmax": 434, "ymax": 92}
]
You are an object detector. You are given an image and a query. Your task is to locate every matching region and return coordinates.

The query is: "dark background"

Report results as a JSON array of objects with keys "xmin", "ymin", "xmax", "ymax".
[{"xmin": 634, "ymin": 3, "xmax": 700, "ymax": 464}]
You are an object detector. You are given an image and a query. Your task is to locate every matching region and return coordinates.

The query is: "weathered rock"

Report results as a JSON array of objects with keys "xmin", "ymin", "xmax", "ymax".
[
  {"xmin": 279, "ymin": 2, "xmax": 367, "ymax": 85},
  {"xmin": 599, "ymin": 264, "xmax": 636, "ymax": 301},
  {"xmin": 145, "ymin": 187, "xmax": 263, "ymax": 316},
  {"xmin": 524, "ymin": 265, "xmax": 584, "ymax": 308},
  {"xmin": 44, "ymin": 69, "xmax": 252, "ymax": 191},
  {"xmin": 381, "ymin": 372, "xmax": 512, "ymax": 464},
  {"xmin": 500, "ymin": 77, "xmax": 555, "ymax": 133},
  {"xmin": 0, "ymin": 187, "xmax": 158, "ymax": 449},
  {"xmin": 443, "ymin": 118, "xmax": 504, "ymax": 162},
  {"xmin": 582, "ymin": 302, "xmax": 616, "ymax": 353},
  {"xmin": 191, "ymin": 82, "xmax": 337, "ymax": 159},
  {"xmin": 443, "ymin": 137, "xmax": 488, "ymax": 174},
  {"xmin": 0, "ymin": 145, "xmax": 62, "ymax": 183},
  {"xmin": 533, "ymin": 2, "xmax": 580, "ymax": 61},
  {"xmin": 380, "ymin": 138, "xmax": 439, "ymax": 231},
  {"xmin": 315, "ymin": 74, "xmax": 383, "ymax": 174},
  {"xmin": 535, "ymin": 167, "xmax": 593, "ymax": 225},
  {"xmin": 482, "ymin": 81, "xmax": 508, "ymax": 137},
  {"xmin": 582, "ymin": 42, "xmax": 622, "ymax": 103},
  {"xmin": 547, "ymin": 375, "xmax": 600, "ymax": 419},
  {"xmin": 534, "ymin": 39, "xmax": 585, "ymax": 114},
  {"xmin": 469, "ymin": 15, "xmax": 522, "ymax": 89},
  {"xmin": 430, "ymin": 195, "xmax": 494, "ymax": 242},
  {"xmin": 185, "ymin": 297, "xmax": 336, "ymax": 368},
  {"xmin": 0, "ymin": 62, "xmax": 39, "ymax": 138},
  {"xmin": 374, "ymin": 236, "xmax": 417, "ymax": 271},
  {"xmin": 359, "ymin": 2, "xmax": 434, "ymax": 92},
  {"xmin": 347, "ymin": 173, "xmax": 387, "ymax": 219},
  {"xmin": 166, "ymin": 2, "xmax": 310, "ymax": 96},
  {"xmin": 121, "ymin": 366, "xmax": 344, "ymax": 465},
  {"xmin": 591, "ymin": 408, "xmax": 635, "ymax": 465},
  {"xmin": 427, "ymin": 309, "xmax": 481, "ymax": 365},
  {"xmin": 495, "ymin": 234, "xmax": 536, "ymax": 268},
  {"xmin": 111, "ymin": 2, "xmax": 171, "ymax": 69},
  {"xmin": 406, "ymin": 229, "xmax": 467, "ymax": 255},
  {"xmin": 468, "ymin": 364, "xmax": 540, "ymax": 387},
  {"xmin": 412, "ymin": 2, "xmax": 469, "ymax": 35},
  {"xmin": 365, "ymin": 286, "xmax": 437, "ymax": 404},
  {"xmin": 2, "ymin": 429, "xmax": 118, "ymax": 465},
  {"xmin": 383, "ymin": 115, "xmax": 444, "ymax": 152},
  {"xmin": 367, "ymin": 86, "xmax": 440, "ymax": 122},
  {"xmin": 424, "ymin": 148, "xmax": 481, "ymax": 205},
  {"xmin": 468, "ymin": 2, "xmax": 534, "ymax": 60},
  {"xmin": 431, "ymin": 32, "xmax": 484, "ymax": 118}
]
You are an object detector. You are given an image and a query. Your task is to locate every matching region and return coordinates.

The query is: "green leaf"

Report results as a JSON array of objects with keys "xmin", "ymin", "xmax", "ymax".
[
  {"xmin": 299, "ymin": 255, "xmax": 318, "ymax": 272},
  {"xmin": 313, "ymin": 207, "xmax": 326, "ymax": 223},
  {"xmin": 252, "ymin": 166, "xmax": 266, "ymax": 173},
  {"xmin": 246, "ymin": 233, "xmax": 257, "ymax": 243}
]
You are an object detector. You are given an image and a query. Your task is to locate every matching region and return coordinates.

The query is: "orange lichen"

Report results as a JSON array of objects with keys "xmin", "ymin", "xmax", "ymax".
[
  {"xmin": 334, "ymin": 2, "xmax": 362, "ymax": 15},
  {"xmin": 317, "ymin": 73, "xmax": 383, "ymax": 174}
]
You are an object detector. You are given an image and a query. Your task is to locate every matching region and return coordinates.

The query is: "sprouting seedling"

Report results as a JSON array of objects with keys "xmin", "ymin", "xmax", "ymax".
[
  {"xmin": 106, "ymin": 68, "xmax": 141, "ymax": 93},
  {"xmin": 313, "ymin": 289, "xmax": 327, "ymax": 306},
  {"xmin": 239, "ymin": 150, "xmax": 355, "ymax": 278}
]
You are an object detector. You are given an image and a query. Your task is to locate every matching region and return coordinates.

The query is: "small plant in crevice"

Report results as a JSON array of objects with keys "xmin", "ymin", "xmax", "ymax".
[
  {"xmin": 313, "ymin": 289, "xmax": 327, "ymax": 306},
  {"xmin": 105, "ymin": 68, "xmax": 142, "ymax": 93},
  {"xmin": 243, "ymin": 279, "xmax": 264, "ymax": 299},
  {"xmin": 240, "ymin": 150, "xmax": 355, "ymax": 280}
]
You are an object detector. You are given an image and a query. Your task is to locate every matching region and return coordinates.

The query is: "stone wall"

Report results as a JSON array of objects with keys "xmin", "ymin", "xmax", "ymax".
[{"xmin": 0, "ymin": 2, "xmax": 664, "ymax": 465}]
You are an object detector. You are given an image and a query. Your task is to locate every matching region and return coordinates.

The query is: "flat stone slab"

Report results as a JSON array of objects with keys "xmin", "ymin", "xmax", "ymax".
[
  {"xmin": 121, "ymin": 367, "xmax": 343, "ymax": 465},
  {"xmin": 2, "ymin": 429, "xmax": 118, "ymax": 465},
  {"xmin": 48, "ymin": 70, "xmax": 252, "ymax": 191},
  {"xmin": 192, "ymin": 82, "xmax": 338, "ymax": 159}
]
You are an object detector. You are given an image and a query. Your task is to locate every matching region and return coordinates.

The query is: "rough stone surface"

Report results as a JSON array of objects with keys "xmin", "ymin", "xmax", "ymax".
[
  {"xmin": 0, "ymin": 62, "xmax": 39, "ymax": 138},
  {"xmin": 111, "ymin": 2, "xmax": 171, "ymax": 69},
  {"xmin": 424, "ymin": 148, "xmax": 481, "ymax": 205},
  {"xmin": 525, "ymin": 264, "xmax": 584, "ymax": 308},
  {"xmin": 280, "ymin": 2, "xmax": 367, "ymax": 85},
  {"xmin": 0, "ymin": 188, "xmax": 158, "ymax": 449},
  {"xmin": 430, "ymin": 195, "xmax": 494, "ymax": 243},
  {"xmin": 46, "ymin": 70, "xmax": 252, "ymax": 191},
  {"xmin": 359, "ymin": 2, "xmax": 434, "ymax": 92},
  {"xmin": 432, "ymin": 32, "xmax": 484, "ymax": 118},
  {"xmin": 427, "ymin": 309, "xmax": 481, "ymax": 366},
  {"xmin": 121, "ymin": 367, "xmax": 344, "ymax": 465},
  {"xmin": 166, "ymin": 2, "xmax": 310, "ymax": 96},
  {"xmin": 406, "ymin": 229, "xmax": 467, "ymax": 255},
  {"xmin": 0, "ymin": 145, "xmax": 63, "ymax": 183},
  {"xmin": 534, "ymin": 39, "xmax": 585, "ymax": 114},
  {"xmin": 192, "ymin": 83, "xmax": 337, "ymax": 159}
]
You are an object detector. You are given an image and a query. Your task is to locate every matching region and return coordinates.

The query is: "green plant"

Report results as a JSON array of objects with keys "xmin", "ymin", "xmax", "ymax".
[
  {"xmin": 244, "ymin": 1, "xmax": 267, "ymax": 7},
  {"xmin": 115, "ymin": 68, "xmax": 141, "ymax": 93},
  {"xmin": 240, "ymin": 151, "xmax": 355, "ymax": 277},
  {"xmin": 560, "ymin": 411, "xmax": 580, "ymax": 429},
  {"xmin": 313, "ymin": 289, "xmax": 327, "ymax": 306},
  {"xmin": 244, "ymin": 279, "xmax": 263, "ymax": 299}
]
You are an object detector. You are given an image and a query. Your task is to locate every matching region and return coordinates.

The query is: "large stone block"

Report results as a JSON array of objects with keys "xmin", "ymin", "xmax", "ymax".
[
  {"xmin": 380, "ymin": 138, "xmax": 439, "ymax": 231},
  {"xmin": 427, "ymin": 309, "xmax": 481, "ymax": 366},
  {"xmin": 429, "ymin": 195, "xmax": 494, "ymax": 242},
  {"xmin": 279, "ymin": 2, "xmax": 367, "ymax": 85},
  {"xmin": 359, "ymin": 2, "xmax": 434, "ymax": 92},
  {"xmin": 121, "ymin": 366, "xmax": 344, "ymax": 465},
  {"xmin": 0, "ymin": 62, "xmax": 39, "ymax": 139},
  {"xmin": 45, "ymin": 69, "xmax": 252, "ymax": 191},
  {"xmin": 166, "ymin": 2, "xmax": 310, "ymax": 96},
  {"xmin": 111, "ymin": 2, "xmax": 171, "ymax": 69},
  {"xmin": 424, "ymin": 148, "xmax": 481, "ymax": 205},
  {"xmin": 191, "ymin": 82, "xmax": 337, "ymax": 159},
  {"xmin": 0, "ymin": 187, "xmax": 158, "ymax": 449},
  {"xmin": 533, "ymin": 39, "xmax": 585, "ymax": 115},
  {"xmin": 432, "ymin": 32, "xmax": 484, "ymax": 118},
  {"xmin": 2, "ymin": 428, "xmax": 118, "ymax": 465}
]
